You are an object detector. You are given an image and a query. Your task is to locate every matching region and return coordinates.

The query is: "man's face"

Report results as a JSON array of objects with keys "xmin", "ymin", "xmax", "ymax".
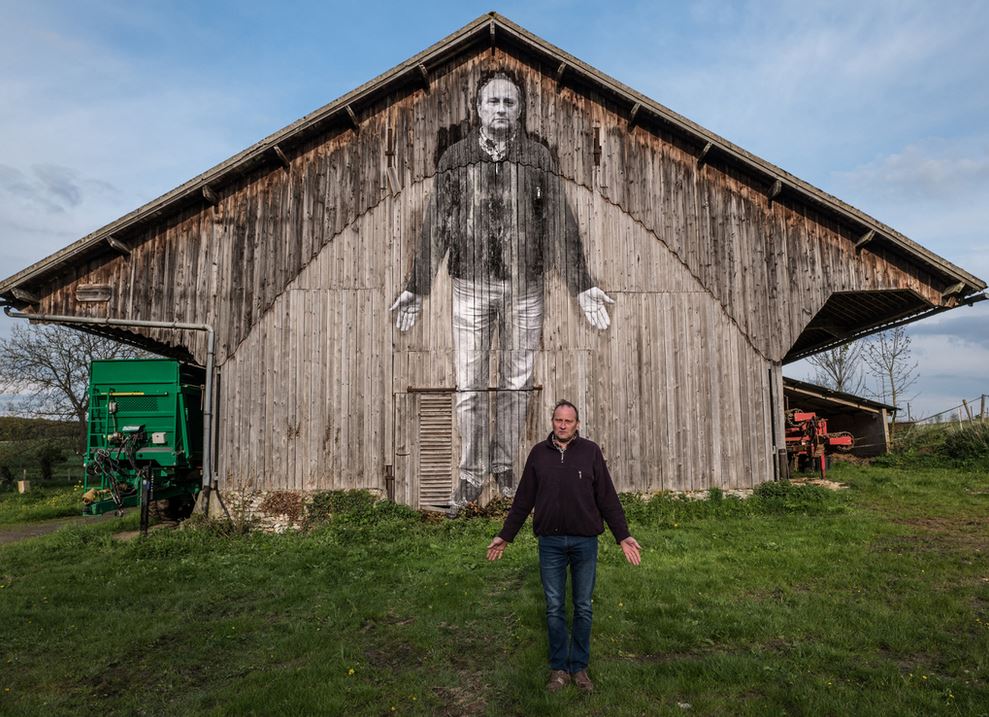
[
  {"xmin": 477, "ymin": 78, "xmax": 521, "ymax": 136},
  {"xmin": 552, "ymin": 405, "xmax": 579, "ymax": 443}
]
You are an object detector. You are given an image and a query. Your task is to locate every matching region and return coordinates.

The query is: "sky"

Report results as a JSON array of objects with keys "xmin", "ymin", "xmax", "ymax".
[{"xmin": 1, "ymin": 0, "xmax": 986, "ymax": 418}]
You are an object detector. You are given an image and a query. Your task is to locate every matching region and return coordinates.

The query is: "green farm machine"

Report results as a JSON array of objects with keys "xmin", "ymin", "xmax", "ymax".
[{"xmin": 83, "ymin": 359, "xmax": 205, "ymax": 532}]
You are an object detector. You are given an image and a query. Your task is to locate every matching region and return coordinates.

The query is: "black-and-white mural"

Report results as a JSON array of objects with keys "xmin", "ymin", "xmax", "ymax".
[{"xmin": 391, "ymin": 70, "xmax": 613, "ymax": 511}]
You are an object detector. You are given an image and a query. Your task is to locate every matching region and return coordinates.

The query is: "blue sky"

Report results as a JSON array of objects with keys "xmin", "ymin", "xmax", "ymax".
[{"xmin": 1, "ymin": 0, "xmax": 986, "ymax": 417}]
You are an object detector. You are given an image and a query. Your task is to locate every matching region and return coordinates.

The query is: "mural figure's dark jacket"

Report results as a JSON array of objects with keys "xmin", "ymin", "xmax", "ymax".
[
  {"xmin": 498, "ymin": 433, "xmax": 631, "ymax": 544},
  {"xmin": 405, "ymin": 127, "xmax": 594, "ymax": 296}
]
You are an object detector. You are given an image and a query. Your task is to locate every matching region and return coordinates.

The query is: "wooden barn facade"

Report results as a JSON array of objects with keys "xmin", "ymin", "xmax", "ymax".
[{"xmin": 2, "ymin": 14, "xmax": 984, "ymax": 517}]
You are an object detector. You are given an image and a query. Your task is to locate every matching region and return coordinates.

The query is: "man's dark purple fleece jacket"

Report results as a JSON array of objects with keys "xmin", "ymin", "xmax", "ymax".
[{"xmin": 497, "ymin": 433, "xmax": 631, "ymax": 544}]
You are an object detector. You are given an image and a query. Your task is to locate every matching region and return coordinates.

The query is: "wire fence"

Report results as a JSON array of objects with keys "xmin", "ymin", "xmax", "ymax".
[{"xmin": 910, "ymin": 394, "xmax": 988, "ymax": 425}]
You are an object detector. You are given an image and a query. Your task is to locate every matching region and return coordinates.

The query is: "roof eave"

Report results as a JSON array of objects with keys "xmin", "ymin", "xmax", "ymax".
[{"xmin": 2, "ymin": 11, "xmax": 985, "ymax": 298}]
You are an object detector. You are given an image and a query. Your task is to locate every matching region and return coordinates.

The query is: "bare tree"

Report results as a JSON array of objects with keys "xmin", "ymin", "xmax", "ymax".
[
  {"xmin": 806, "ymin": 341, "xmax": 866, "ymax": 394},
  {"xmin": 863, "ymin": 326, "xmax": 918, "ymax": 436},
  {"xmin": 0, "ymin": 323, "xmax": 146, "ymax": 440}
]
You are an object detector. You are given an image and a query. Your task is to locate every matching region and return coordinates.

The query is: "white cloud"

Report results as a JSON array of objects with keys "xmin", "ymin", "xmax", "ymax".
[
  {"xmin": 834, "ymin": 139, "xmax": 989, "ymax": 202},
  {"xmin": 0, "ymin": 7, "xmax": 266, "ymax": 281}
]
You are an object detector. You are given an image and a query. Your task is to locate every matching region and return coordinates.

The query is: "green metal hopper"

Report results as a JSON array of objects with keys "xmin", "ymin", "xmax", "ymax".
[{"xmin": 83, "ymin": 359, "xmax": 204, "ymax": 525}]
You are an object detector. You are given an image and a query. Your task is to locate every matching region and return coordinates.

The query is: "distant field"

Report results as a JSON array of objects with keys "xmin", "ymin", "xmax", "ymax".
[{"xmin": 1, "ymin": 461, "xmax": 987, "ymax": 716}]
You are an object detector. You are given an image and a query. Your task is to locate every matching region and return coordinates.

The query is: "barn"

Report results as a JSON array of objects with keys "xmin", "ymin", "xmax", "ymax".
[{"xmin": 1, "ymin": 14, "xmax": 984, "ymax": 518}]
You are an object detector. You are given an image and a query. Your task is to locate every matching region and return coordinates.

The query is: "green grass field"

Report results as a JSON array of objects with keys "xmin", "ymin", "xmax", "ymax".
[
  {"xmin": 0, "ymin": 482, "xmax": 82, "ymax": 525},
  {"xmin": 1, "ymin": 461, "xmax": 987, "ymax": 716}
]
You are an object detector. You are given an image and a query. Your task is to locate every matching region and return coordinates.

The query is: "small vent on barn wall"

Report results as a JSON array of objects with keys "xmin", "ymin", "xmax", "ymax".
[
  {"xmin": 75, "ymin": 284, "xmax": 113, "ymax": 303},
  {"xmin": 417, "ymin": 392, "xmax": 454, "ymax": 508}
]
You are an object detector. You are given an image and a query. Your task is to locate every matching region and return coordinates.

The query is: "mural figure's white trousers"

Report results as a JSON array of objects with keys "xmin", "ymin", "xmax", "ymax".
[{"xmin": 451, "ymin": 277, "xmax": 544, "ymax": 503}]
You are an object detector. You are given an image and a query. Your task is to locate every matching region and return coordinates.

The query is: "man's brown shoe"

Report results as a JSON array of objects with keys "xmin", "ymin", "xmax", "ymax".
[
  {"xmin": 572, "ymin": 669, "xmax": 594, "ymax": 692},
  {"xmin": 546, "ymin": 670, "xmax": 570, "ymax": 693}
]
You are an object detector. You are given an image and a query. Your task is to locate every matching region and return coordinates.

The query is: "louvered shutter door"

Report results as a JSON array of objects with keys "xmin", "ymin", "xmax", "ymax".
[{"xmin": 417, "ymin": 392, "xmax": 454, "ymax": 507}]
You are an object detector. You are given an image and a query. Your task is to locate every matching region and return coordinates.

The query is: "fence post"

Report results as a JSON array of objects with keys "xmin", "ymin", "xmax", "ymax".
[
  {"xmin": 963, "ymin": 399, "xmax": 974, "ymax": 422},
  {"xmin": 981, "ymin": 394, "xmax": 986, "ymax": 421}
]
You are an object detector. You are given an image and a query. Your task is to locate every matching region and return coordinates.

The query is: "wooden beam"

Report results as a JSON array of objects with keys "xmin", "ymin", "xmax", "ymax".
[
  {"xmin": 696, "ymin": 141, "xmax": 714, "ymax": 167},
  {"xmin": 345, "ymin": 105, "xmax": 360, "ymax": 133},
  {"xmin": 555, "ymin": 62, "xmax": 567, "ymax": 91},
  {"xmin": 417, "ymin": 63, "xmax": 430, "ymax": 92},
  {"xmin": 202, "ymin": 185, "xmax": 219, "ymax": 206},
  {"xmin": 941, "ymin": 281, "xmax": 965, "ymax": 299},
  {"xmin": 768, "ymin": 179, "xmax": 783, "ymax": 203},
  {"xmin": 592, "ymin": 127, "xmax": 602, "ymax": 167},
  {"xmin": 854, "ymin": 229, "xmax": 875, "ymax": 253},
  {"xmin": 11, "ymin": 287, "xmax": 39, "ymax": 306},
  {"xmin": 105, "ymin": 235, "xmax": 131, "ymax": 255},
  {"xmin": 272, "ymin": 144, "xmax": 291, "ymax": 170},
  {"xmin": 627, "ymin": 102, "xmax": 641, "ymax": 133},
  {"xmin": 811, "ymin": 324, "xmax": 848, "ymax": 338},
  {"xmin": 489, "ymin": 20, "xmax": 496, "ymax": 55},
  {"xmin": 387, "ymin": 166, "xmax": 401, "ymax": 196}
]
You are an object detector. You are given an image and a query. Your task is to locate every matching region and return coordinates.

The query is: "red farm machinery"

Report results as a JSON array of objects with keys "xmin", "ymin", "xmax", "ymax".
[{"xmin": 784, "ymin": 409, "xmax": 854, "ymax": 480}]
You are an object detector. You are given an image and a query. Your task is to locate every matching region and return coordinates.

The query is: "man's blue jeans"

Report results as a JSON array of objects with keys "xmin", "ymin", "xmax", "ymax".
[{"xmin": 538, "ymin": 535, "xmax": 598, "ymax": 672}]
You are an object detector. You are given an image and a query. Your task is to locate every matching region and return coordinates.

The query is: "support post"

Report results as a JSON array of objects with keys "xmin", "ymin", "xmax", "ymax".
[
  {"xmin": 696, "ymin": 141, "xmax": 713, "ymax": 167},
  {"xmin": 272, "ymin": 145, "xmax": 291, "ymax": 171},
  {"xmin": 627, "ymin": 102, "xmax": 641, "ymax": 133},
  {"xmin": 941, "ymin": 282, "xmax": 965, "ymax": 301},
  {"xmin": 855, "ymin": 229, "xmax": 875, "ymax": 253},
  {"xmin": 555, "ymin": 62, "xmax": 567, "ymax": 91},
  {"xmin": 768, "ymin": 179, "xmax": 783, "ymax": 204},
  {"xmin": 106, "ymin": 235, "xmax": 132, "ymax": 255},
  {"xmin": 345, "ymin": 105, "xmax": 360, "ymax": 133},
  {"xmin": 11, "ymin": 288, "xmax": 40, "ymax": 306}
]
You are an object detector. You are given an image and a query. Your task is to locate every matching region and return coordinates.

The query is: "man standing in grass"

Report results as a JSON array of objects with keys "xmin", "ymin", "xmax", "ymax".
[{"xmin": 486, "ymin": 400, "xmax": 641, "ymax": 693}]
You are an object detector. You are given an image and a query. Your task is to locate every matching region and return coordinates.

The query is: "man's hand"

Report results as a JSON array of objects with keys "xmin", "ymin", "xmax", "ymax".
[
  {"xmin": 390, "ymin": 291, "xmax": 423, "ymax": 332},
  {"xmin": 620, "ymin": 536, "xmax": 641, "ymax": 565},
  {"xmin": 577, "ymin": 287, "xmax": 615, "ymax": 330},
  {"xmin": 486, "ymin": 536, "xmax": 507, "ymax": 561}
]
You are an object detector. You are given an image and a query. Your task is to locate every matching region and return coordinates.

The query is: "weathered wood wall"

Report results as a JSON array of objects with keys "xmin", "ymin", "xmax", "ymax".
[{"xmin": 36, "ymin": 46, "xmax": 949, "ymax": 503}]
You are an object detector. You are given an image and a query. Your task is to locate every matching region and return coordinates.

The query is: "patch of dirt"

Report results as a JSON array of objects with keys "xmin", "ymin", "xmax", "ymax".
[
  {"xmin": 0, "ymin": 512, "xmax": 129, "ymax": 545},
  {"xmin": 364, "ymin": 641, "xmax": 417, "ymax": 670},
  {"xmin": 111, "ymin": 521, "xmax": 180, "ymax": 542},
  {"xmin": 790, "ymin": 477, "xmax": 849, "ymax": 491},
  {"xmin": 431, "ymin": 679, "xmax": 487, "ymax": 717}
]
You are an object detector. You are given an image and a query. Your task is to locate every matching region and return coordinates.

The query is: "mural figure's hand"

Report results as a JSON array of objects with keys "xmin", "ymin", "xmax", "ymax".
[
  {"xmin": 577, "ymin": 287, "xmax": 615, "ymax": 330},
  {"xmin": 390, "ymin": 291, "xmax": 422, "ymax": 332}
]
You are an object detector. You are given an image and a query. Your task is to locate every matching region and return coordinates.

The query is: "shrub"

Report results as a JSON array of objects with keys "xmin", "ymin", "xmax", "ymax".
[
  {"xmin": 0, "ymin": 437, "xmax": 74, "ymax": 483},
  {"xmin": 752, "ymin": 480, "xmax": 841, "ymax": 515},
  {"xmin": 940, "ymin": 422, "xmax": 989, "ymax": 461},
  {"xmin": 888, "ymin": 421, "xmax": 989, "ymax": 466},
  {"xmin": 304, "ymin": 490, "xmax": 417, "ymax": 530}
]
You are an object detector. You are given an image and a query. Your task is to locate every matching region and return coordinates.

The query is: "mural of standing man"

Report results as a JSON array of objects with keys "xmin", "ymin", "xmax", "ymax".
[{"xmin": 391, "ymin": 69, "xmax": 614, "ymax": 513}]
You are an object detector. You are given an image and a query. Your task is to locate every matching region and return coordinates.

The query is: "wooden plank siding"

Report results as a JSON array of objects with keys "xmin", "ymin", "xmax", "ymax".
[{"xmin": 32, "ymin": 46, "xmax": 952, "ymax": 503}]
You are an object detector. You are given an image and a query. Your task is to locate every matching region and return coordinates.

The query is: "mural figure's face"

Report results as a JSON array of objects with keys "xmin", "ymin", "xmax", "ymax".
[
  {"xmin": 552, "ymin": 405, "xmax": 580, "ymax": 444},
  {"xmin": 477, "ymin": 78, "xmax": 521, "ymax": 138}
]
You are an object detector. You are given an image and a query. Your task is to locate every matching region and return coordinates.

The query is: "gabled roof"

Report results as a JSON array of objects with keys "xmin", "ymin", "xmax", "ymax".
[{"xmin": 1, "ymin": 12, "xmax": 985, "ymax": 307}]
